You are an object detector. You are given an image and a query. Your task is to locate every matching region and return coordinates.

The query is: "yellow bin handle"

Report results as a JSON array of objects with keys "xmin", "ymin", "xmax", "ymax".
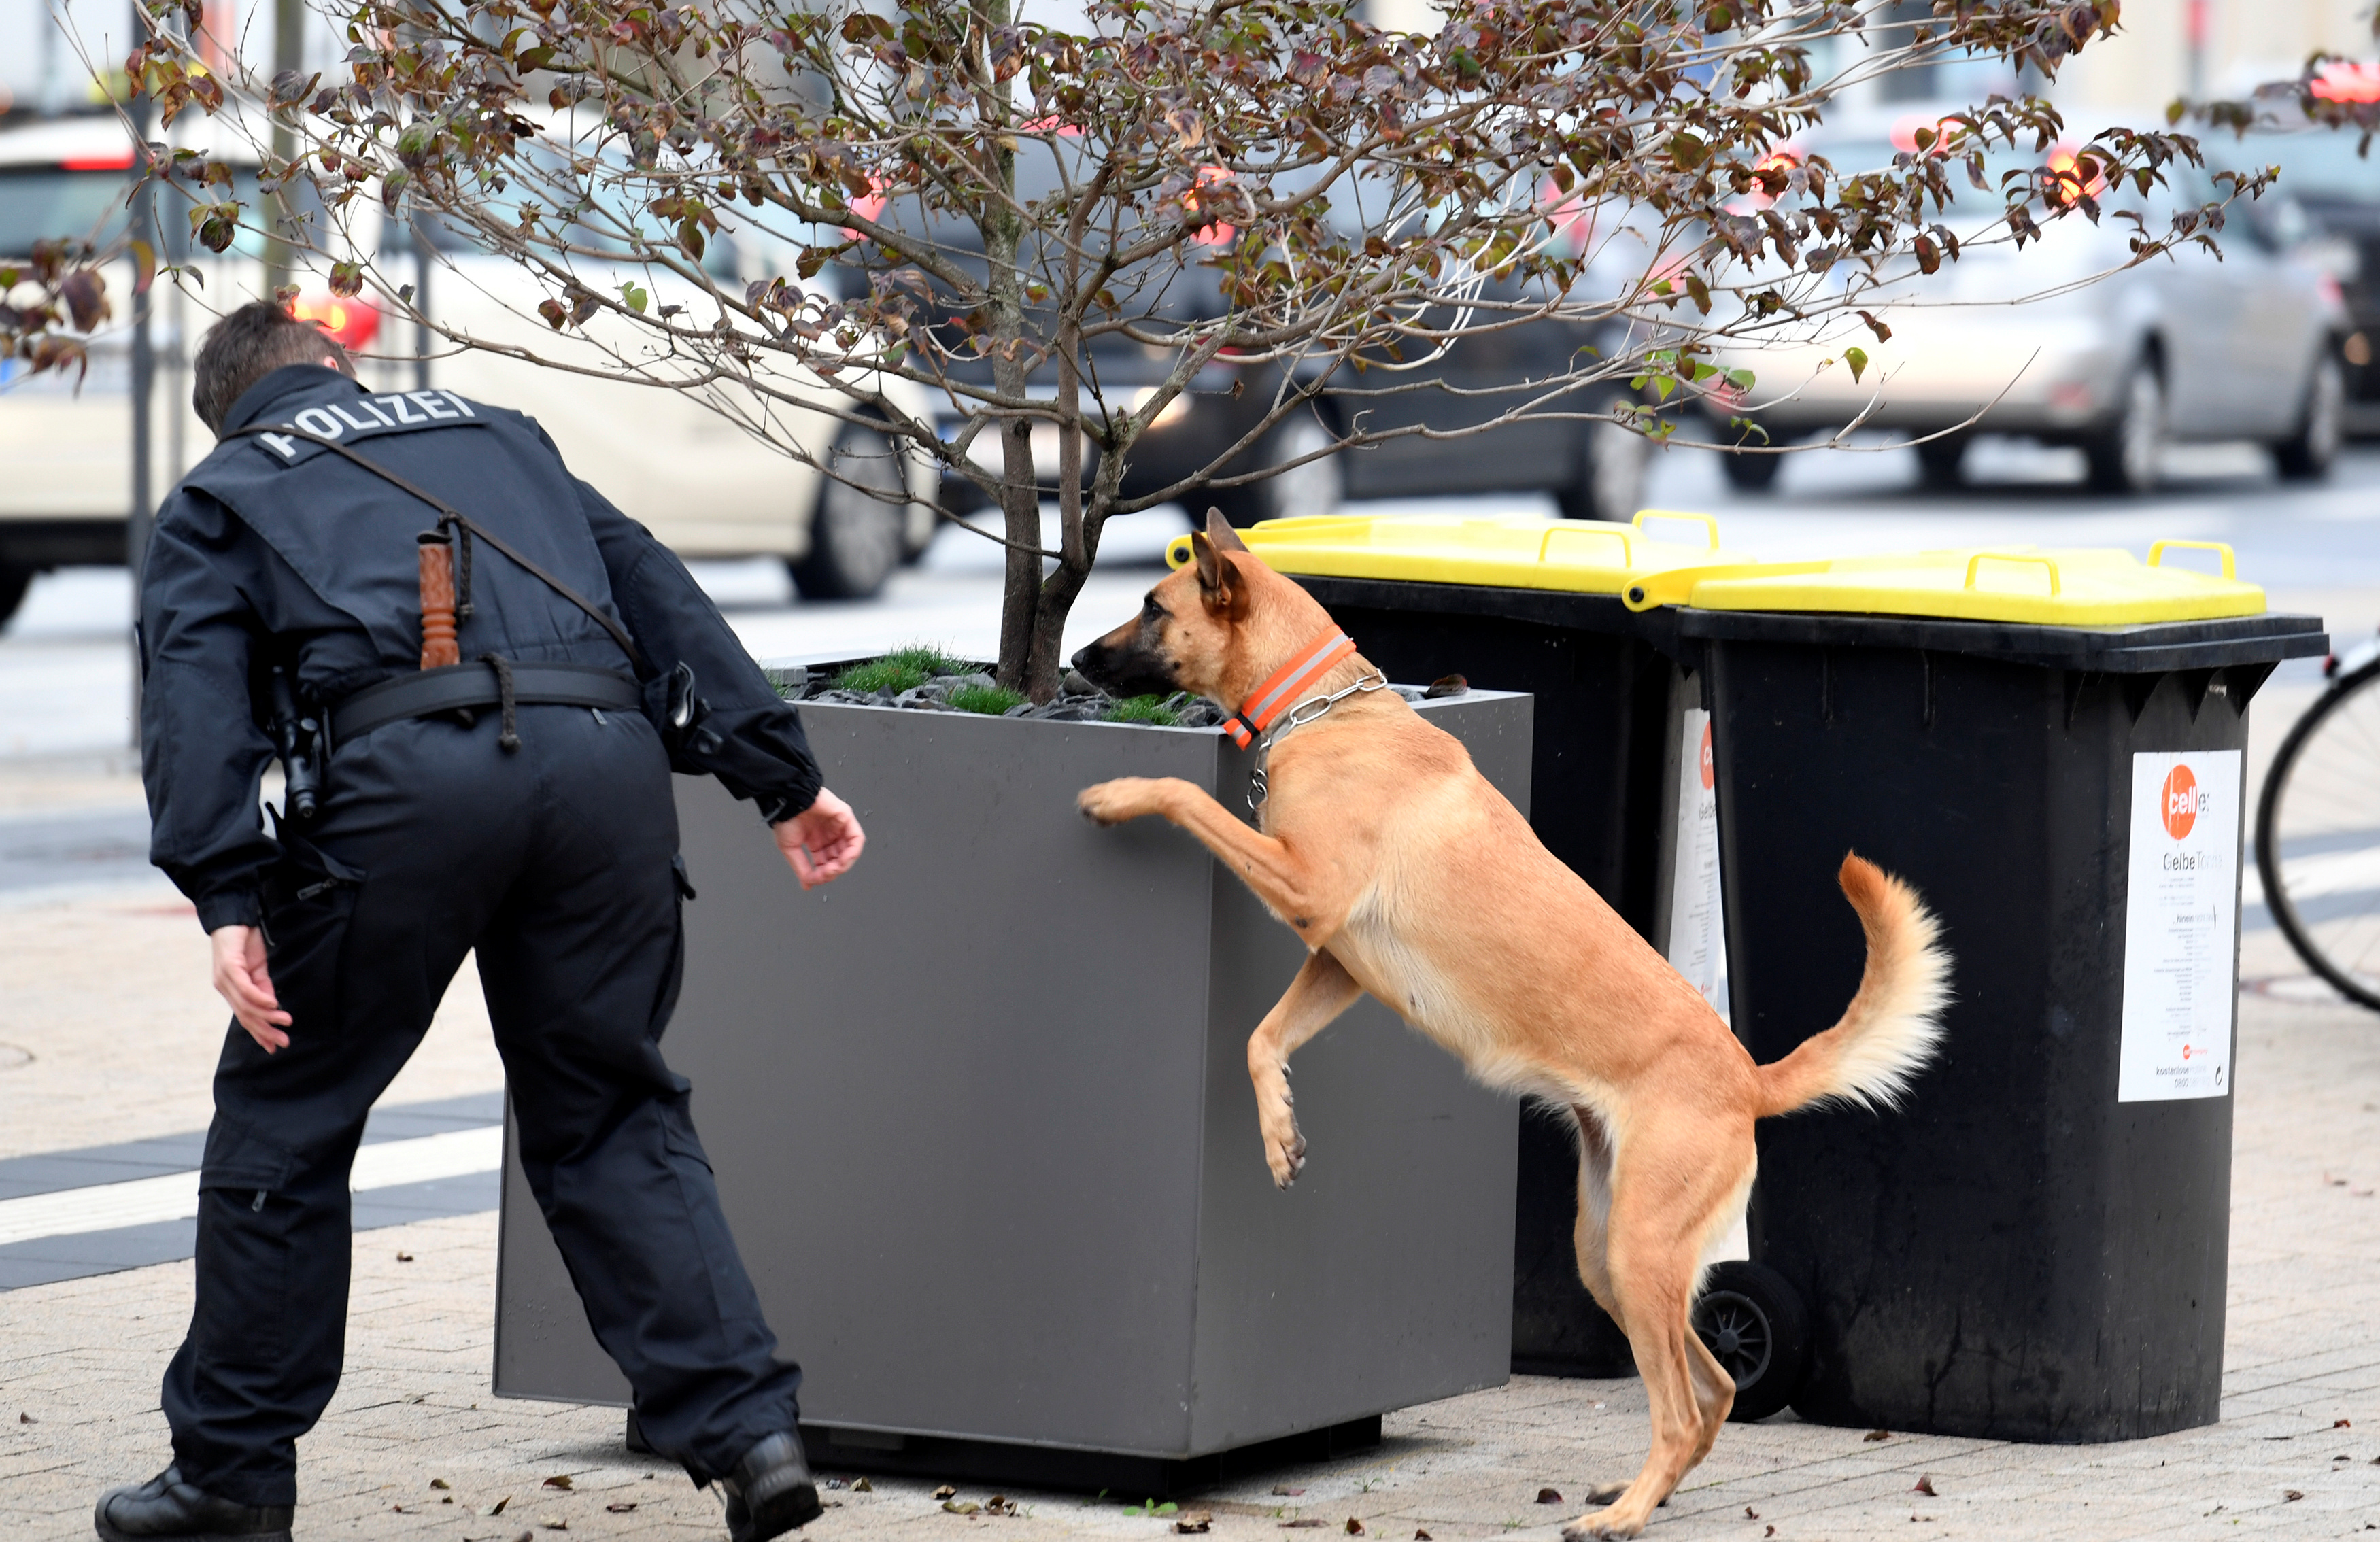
[
  {"xmin": 2146, "ymin": 539, "xmax": 2237, "ymax": 579},
  {"xmin": 1632, "ymin": 509, "xmax": 1722, "ymax": 549},
  {"xmin": 1965, "ymin": 551, "xmax": 2061, "ymax": 596}
]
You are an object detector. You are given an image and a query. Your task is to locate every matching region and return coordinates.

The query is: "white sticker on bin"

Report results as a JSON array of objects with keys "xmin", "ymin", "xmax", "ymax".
[
  {"xmin": 2118, "ymin": 750, "xmax": 2241, "ymax": 1103},
  {"xmin": 1665, "ymin": 708, "xmax": 1726, "ymax": 1010}
]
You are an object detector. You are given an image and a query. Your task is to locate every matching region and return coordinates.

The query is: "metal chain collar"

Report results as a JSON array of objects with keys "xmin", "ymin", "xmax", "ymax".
[{"xmin": 1247, "ymin": 669, "xmax": 1390, "ymax": 811}]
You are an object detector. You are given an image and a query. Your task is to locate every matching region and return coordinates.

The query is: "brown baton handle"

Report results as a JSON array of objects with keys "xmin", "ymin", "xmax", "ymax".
[{"xmin": 418, "ymin": 534, "xmax": 460, "ymax": 669}]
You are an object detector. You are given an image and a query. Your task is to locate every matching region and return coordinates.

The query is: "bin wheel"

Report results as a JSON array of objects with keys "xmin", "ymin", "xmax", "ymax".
[{"xmin": 1693, "ymin": 1260, "xmax": 1810, "ymax": 1422}]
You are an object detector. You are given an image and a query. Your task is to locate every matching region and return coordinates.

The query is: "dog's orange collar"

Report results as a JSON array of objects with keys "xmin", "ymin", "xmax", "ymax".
[{"xmin": 1221, "ymin": 626, "xmax": 1359, "ymax": 749}]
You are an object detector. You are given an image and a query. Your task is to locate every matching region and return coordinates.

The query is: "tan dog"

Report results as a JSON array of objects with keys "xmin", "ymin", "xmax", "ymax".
[{"xmin": 1072, "ymin": 513, "xmax": 1950, "ymax": 1539}]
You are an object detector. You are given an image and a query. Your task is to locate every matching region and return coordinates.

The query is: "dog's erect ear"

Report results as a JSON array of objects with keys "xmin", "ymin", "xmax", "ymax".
[
  {"xmin": 1191, "ymin": 530, "xmax": 1242, "ymax": 614},
  {"xmin": 1204, "ymin": 508, "xmax": 1251, "ymax": 553}
]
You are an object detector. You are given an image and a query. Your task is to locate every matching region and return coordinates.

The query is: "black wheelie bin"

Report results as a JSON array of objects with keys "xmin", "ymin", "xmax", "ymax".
[
  {"xmin": 1176, "ymin": 511, "xmax": 1768, "ymax": 1381},
  {"xmin": 1633, "ymin": 540, "xmax": 2327, "ymax": 1439}
]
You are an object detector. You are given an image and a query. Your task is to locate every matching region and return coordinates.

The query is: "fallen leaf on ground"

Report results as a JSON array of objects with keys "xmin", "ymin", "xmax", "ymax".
[
  {"xmin": 1912, "ymin": 1476, "xmax": 1937, "ymax": 1496},
  {"xmin": 17, "ymin": 1414, "xmax": 33, "ymax": 1424},
  {"xmin": 985, "ymin": 1496, "xmax": 1018, "ymax": 1517},
  {"xmin": 1863, "ymin": 1429, "xmax": 1891, "ymax": 1442},
  {"xmin": 2324, "ymin": 1173, "xmax": 2348, "ymax": 1186},
  {"xmin": 540, "ymin": 1518, "xmax": 567, "ymax": 1530},
  {"xmin": 1415, "ymin": 1532, "xmax": 1432, "ymax": 1540},
  {"xmin": 1344, "ymin": 1522, "xmax": 1363, "ymax": 1536},
  {"xmin": 1534, "ymin": 1488, "xmax": 1562, "ymax": 1505},
  {"xmin": 1911, "ymin": 1515, "xmax": 1934, "ymax": 1524},
  {"xmin": 1173, "ymin": 1514, "xmax": 1211, "ymax": 1535},
  {"xmin": 853, "ymin": 1478, "xmax": 875, "ymax": 1492},
  {"xmin": 1745, "ymin": 1508, "xmax": 1759, "ymax": 1520},
  {"xmin": 1281, "ymin": 1521, "xmax": 1325, "ymax": 1529},
  {"xmin": 431, "ymin": 1479, "xmax": 451, "ymax": 1490},
  {"xmin": 605, "ymin": 1503, "xmax": 637, "ymax": 1513},
  {"xmin": 396, "ymin": 1251, "xmax": 414, "ymax": 1261},
  {"xmin": 543, "ymin": 1475, "xmax": 573, "ymax": 1490},
  {"xmin": 2285, "ymin": 1490, "xmax": 2306, "ymax": 1502},
  {"xmin": 481, "ymin": 1497, "xmax": 511, "ymax": 1516},
  {"xmin": 1272, "ymin": 1486, "xmax": 1305, "ymax": 1497},
  {"xmin": 2337, "ymin": 1418, "xmax": 2354, "ymax": 1428},
  {"xmin": 934, "ymin": 1484, "xmax": 958, "ymax": 1500},
  {"xmin": 1765, "ymin": 1528, "xmax": 1776, "ymax": 1538},
  {"xmin": 511, "ymin": 1532, "xmax": 532, "ymax": 1542},
  {"xmin": 943, "ymin": 1501, "xmax": 980, "ymax": 1515}
]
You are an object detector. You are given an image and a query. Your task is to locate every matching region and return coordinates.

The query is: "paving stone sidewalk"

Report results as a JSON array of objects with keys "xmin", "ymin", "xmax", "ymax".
[{"xmin": 2, "ymin": 781, "xmax": 2377, "ymax": 1540}]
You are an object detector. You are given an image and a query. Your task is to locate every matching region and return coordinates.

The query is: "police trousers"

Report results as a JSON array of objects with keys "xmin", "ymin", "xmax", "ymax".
[{"xmin": 164, "ymin": 703, "xmax": 800, "ymax": 1506}]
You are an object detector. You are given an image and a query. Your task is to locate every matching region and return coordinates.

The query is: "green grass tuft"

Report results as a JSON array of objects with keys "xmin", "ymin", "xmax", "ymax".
[
  {"xmin": 834, "ymin": 645, "xmax": 968, "ymax": 696},
  {"xmin": 947, "ymin": 683, "xmax": 1027, "ymax": 715},
  {"xmin": 1104, "ymin": 694, "xmax": 1180, "ymax": 727}
]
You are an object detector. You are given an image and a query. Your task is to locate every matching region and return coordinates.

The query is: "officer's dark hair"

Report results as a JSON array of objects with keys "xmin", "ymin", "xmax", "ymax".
[{"xmin": 193, "ymin": 301, "xmax": 352, "ymax": 436}]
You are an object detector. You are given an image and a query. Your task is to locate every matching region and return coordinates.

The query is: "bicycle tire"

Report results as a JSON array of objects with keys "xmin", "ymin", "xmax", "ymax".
[{"xmin": 2255, "ymin": 653, "xmax": 2380, "ymax": 1012}]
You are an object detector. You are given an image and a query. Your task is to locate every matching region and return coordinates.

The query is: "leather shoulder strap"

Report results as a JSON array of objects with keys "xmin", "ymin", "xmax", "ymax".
[{"xmin": 222, "ymin": 422, "xmax": 648, "ymax": 672}]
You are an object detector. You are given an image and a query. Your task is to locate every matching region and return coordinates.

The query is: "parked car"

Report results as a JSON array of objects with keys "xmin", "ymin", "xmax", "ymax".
[
  {"xmin": 2199, "ymin": 123, "xmax": 2380, "ymax": 437},
  {"xmin": 0, "ymin": 112, "xmax": 934, "ymax": 628},
  {"xmin": 871, "ymin": 147, "xmax": 1653, "ymax": 528},
  {"xmin": 1699, "ymin": 111, "xmax": 2349, "ymax": 493}
]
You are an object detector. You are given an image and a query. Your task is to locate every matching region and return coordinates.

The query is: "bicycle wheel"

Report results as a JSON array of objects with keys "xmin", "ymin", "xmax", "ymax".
[{"xmin": 2256, "ymin": 652, "xmax": 2380, "ymax": 1012}]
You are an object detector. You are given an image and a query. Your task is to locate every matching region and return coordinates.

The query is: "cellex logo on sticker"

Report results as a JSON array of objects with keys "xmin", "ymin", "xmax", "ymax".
[{"xmin": 2162, "ymin": 763, "xmax": 2203, "ymax": 840}]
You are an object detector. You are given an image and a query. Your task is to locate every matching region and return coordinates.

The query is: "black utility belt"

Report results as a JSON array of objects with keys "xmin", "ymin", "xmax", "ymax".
[{"xmin": 331, "ymin": 661, "xmax": 642, "ymax": 744}]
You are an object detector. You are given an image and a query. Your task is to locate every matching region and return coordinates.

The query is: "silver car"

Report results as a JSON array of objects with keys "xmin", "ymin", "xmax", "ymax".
[{"xmin": 1700, "ymin": 111, "xmax": 2348, "ymax": 494}]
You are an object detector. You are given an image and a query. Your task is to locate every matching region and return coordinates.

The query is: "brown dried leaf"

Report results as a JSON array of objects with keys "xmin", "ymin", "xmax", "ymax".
[
  {"xmin": 1863, "ymin": 1429, "xmax": 1891, "ymax": 1442},
  {"xmin": 933, "ymin": 1484, "xmax": 957, "ymax": 1500},
  {"xmin": 1744, "ymin": 1508, "xmax": 1759, "ymax": 1520},
  {"xmin": 853, "ymin": 1478, "xmax": 874, "ymax": 1492},
  {"xmin": 1281, "ymin": 1522, "xmax": 1325, "ymax": 1530},
  {"xmin": 1344, "ymin": 1522, "xmax": 1363, "ymax": 1536},
  {"xmin": 540, "ymin": 1518, "xmax": 567, "ymax": 1530},
  {"xmin": 396, "ymin": 1252, "xmax": 413, "ymax": 1262},
  {"xmin": 1272, "ymin": 1486, "xmax": 1305, "ymax": 1497},
  {"xmin": 17, "ymin": 1414, "xmax": 33, "ymax": 1424},
  {"xmin": 942, "ymin": 1501, "xmax": 979, "ymax": 1515},
  {"xmin": 2336, "ymin": 1418, "xmax": 2353, "ymax": 1427},
  {"xmin": 1414, "ymin": 1532, "xmax": 1431, "ymax": 1541},
  {"xmin": 542, "ymin": 1477, "xmax": 573, "ymax": 1490},
  {"xmin": 480, "ymin": 1496, "xmax": 511, "ymax": 1516},
  {"xmin": 605, "ymin": 1503, "xmax": 638, "ymax": 1513},
  {"xmin": 1174, "ymin": 1515, "xmax": 1212, "ymax": 1535},
  {"xmin": 431, "ymin": 1479, "xmax": 451, "ymax": 1490},
  {"xmin": 1912, "ymin": 1476, "xmax": 1937, "ymax": 1496},
  {"xmin": 2283, "ymin": 1490, "xmax": 2305, "ymax": 1501},
  {"xmin": 1534, "ymin": 1489, "xmax": 1563, "ymax": 1505}
]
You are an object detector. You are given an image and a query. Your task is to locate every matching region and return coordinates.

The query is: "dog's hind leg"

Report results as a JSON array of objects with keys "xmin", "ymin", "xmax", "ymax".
[
  {"xmin": 1562, "ymin": 1123, "xmax": 1748, "ymax": 1541},
  {"xmin": 1248, "ymin": 950, "xmax": 1363, "ymax": 1188},
  {"xmin": 1569, "ymin": 1108, "xmax": 1635, "ymax": 1510}
]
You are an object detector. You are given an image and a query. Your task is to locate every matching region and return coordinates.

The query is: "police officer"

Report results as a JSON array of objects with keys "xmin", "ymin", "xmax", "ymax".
[{"xmin": 95, "ymin": 301, "xmax": 864, "ymax": 1542}]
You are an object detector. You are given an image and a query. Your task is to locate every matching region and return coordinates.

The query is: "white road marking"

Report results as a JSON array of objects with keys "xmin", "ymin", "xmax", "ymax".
[{"xmin": 0, "ymin": 1125, "xmax": 503, "ymax": 1248}]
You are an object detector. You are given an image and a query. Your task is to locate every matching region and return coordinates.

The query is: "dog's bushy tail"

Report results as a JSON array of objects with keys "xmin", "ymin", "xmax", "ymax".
[{"xmin": 1755, "ymin": 853, "xmax": 1951, "ymax": 1119}]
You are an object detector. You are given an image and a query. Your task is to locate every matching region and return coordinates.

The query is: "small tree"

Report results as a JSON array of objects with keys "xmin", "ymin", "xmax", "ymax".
[{"xmin": 126, "ymin": 0, "xmax": 2255, "ymax": 699}]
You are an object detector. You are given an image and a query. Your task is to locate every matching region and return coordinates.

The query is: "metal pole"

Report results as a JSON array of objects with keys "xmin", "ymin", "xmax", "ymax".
[
  {"xmin": 414, "ymin": 218, "xmax": 432, "ymax": 392},
  {"xmin": 129, "ymin": 1, "xmax": 158, "ymax": 746},
  {"xmin": 264, "ymin": 0, "xmax": 304, "ymax": 296}
]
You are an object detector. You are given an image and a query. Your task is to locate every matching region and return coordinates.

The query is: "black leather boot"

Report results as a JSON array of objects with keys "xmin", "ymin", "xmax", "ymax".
[
  {"xmin": 93, "ymin": 1468, "xmax": 293, "ymax": 1542},
  {"xmin": 717, "ymin": 1430, "xmax": 823, "ymax": 1541}
]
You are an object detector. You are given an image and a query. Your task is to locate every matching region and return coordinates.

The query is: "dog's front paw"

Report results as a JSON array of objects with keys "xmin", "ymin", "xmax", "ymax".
[
  {"xmin": 1078, "ymin": 778, "xmax": 1157, "ymax": 827},
  {"xmin": 1259, "ymin": 1106, "xmax": 1308, "ymax": 1189}
]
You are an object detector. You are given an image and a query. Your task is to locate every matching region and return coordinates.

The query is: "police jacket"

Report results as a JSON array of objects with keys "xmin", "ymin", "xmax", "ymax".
[{"xmin": 141, "ymin": 362, "xmax": 823, "ymax": 931}]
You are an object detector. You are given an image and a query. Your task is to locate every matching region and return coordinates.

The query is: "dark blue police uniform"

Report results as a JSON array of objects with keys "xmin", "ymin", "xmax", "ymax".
[{"xmin": 138, "ymin": 362, "xmax": 817, "ymax": 1507}]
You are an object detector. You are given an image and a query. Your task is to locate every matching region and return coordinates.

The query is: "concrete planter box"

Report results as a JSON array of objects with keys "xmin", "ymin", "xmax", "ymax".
[{"xmin": 492, "ymin": 690, "xmax": 1531, "ymax": 1489}]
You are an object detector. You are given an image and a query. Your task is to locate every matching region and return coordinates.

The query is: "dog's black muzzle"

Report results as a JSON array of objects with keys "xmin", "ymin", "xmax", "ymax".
[{"xmin": 1070, "ymin": 634, "xmax": 1178, "ymax": 698}]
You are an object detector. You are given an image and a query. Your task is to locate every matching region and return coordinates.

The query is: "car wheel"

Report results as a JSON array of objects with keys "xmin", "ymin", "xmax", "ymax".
[
  {"xmin": 1693, "ymin": 1260, "xmax": 1812, "ymax": 1423},
  {"xmin": 2083, "ymin": 363, "xmax": 2164, "ymax": 494},
  {"xmin": 1914, "ymin": 434, "xmax": 1967, "ymax": 490},
  {"xmin": 2273, "ymin": 351, "xmax": 2344, "ymax": 482},
  {"xmin": 1210, "ymin": 411, "xmax": 1343, "ymax": 526},
  {"xmin": 1719, "ymin": 448, "xmax": 1783, "ymax": 492},
  {"xmin": 790, "ymin": 426, "xmax": 909, "ymax": 600},
  {"xmin": 1556, "ymin": 399, "xmax": 1652, "ymax": 521},
  {"xmin": 0, "ymin": 564, "xmax": 30, "ymax": 630}
]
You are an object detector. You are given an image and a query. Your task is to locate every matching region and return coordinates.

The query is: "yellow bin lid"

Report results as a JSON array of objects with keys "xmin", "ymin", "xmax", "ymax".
[
  {"xmin": 1629, "ymin": 541, "xmax": 2266, "ymax": 626},
  {"xmin": 1166, "ymin": 509, "xmax": 1768, "ymax": 596}
]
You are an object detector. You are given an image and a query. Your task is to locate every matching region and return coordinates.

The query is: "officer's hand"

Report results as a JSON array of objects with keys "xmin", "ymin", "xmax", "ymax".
[
  {"xmin": 775, "ymin": 787, "xmax": 865, "ymax": 889},
  {"xmin": 211, "ymin": 925, "xmax": 292, "ymax": 1053}
]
